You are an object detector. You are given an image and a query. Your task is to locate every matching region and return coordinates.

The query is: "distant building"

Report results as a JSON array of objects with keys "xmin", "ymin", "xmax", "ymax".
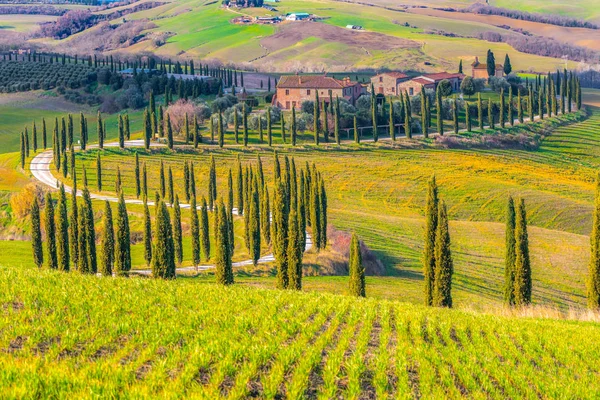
[
  {"xmin": 346, "ymin": 25, "xmax": 363, "ymax": 30},
  {"xmin": 398, "ymin": 72, "xmax": 464, "ymax": 96},
  {"xmin": 471, "ymin": 57, "xmax": 503, "ymax": 79},
  {"xmin": 286, "ymin": 13, "xmax": 310, "ymax": 21},
  {"xmin": 274, "ymin": 74, "xmax": 364, "ymax": 110},
  {"xmin": 370, "ymin": 72, "xmax": 409, "ymax": 96}
]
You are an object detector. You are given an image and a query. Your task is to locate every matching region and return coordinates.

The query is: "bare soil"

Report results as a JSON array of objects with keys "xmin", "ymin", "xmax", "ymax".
[{"xmin": 261, "ymin": 22, "xmax": 419, "ymax": 54}]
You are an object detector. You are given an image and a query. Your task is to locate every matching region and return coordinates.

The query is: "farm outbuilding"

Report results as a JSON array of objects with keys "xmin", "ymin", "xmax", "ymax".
[{"xmin": 286, "ymin": 13, "xmax": 311, "ymax": 21}]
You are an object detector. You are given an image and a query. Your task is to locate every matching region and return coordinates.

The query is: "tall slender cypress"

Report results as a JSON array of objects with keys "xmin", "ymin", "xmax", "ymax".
[
  {"xmin": 236, "ymin": 156, "xmax": 244, "ymax": 215},
  {"xmin": 114, "ymin": 192, "xmax": 131, "ymax": 276},
  {"xmin": 287, "ymin": 209, "xmax": 302, "ymax": 290},
  {"xmin": 44, "ymin": 193, "xmax": 57, "ymax": 269},
  {"xmin": 215, "ymin": 200, "xmax": 233, "ymax": 284},
  {"xmin": 209, "ymin": 155, "xmax": 217, "ymax": 210},
  {"xmin": 143, "ymin": 199, "xmax": 152, "ymax": 267},
  {"xmin": 69, "ymin": 190, "xmax": 78, "ymax": 270},
  {"xmin": 504, "ymin": 196, "xmax": 516, "ymax": 306},
  {"xmin": 159, "ymin": 161, "xmax": 166, "ymax": 199},
  {"xmin": 436, "ymin": 85, "xmax": 443, "ymax": 135},
  {"xmin": 152, "ymin": 199, "xmax": 176, "ymax": 279},
  {"xmin": 200, "ymin": 196, "xmax": 210, "ymax": 261},
  {"xmin": 100, "ymin": 201, "xmax": 114, "ymax": 276},
  {"xmin": 56, "ymin": 185, "xmax": 70, "ymax": 272},
  {"xmin": 96, "ymin": 152, "xmax": 102, "ymax": 191},
  {"xmin": 513, "ymin": 198, "xmax": 531, "ymax": 306},
  {"xmin": 348, "ymin": 233, "xmax": 365, "ymax": 297},
  {"xmin": 273, "ymin": 181, "xmax": 289, "ymax": 289},
  {"xmin": 433, "ymin": 201, "xmax": 453, "ymax": 308},
  {"xmin": 31, "ymin": 197, "xmax": 44, "ymax": 268},
  {"xmin": 250, "ymin": 179, "xmax": 261, "ymax": 266},
  {"xmin": 477, "ymin": 92, "xmax": 483, "ymax": 130},
  {"xmin": 173, "ymin": 195, "xmax": 183, "ymax": 265},
  {"xmin": 423, "ymin": 176, "xmax": 438, "ymax": 306},
  {"xmin": 190, "ymin": 196, "xmax": 201, "ymax": 270},
  {"xmin": 168, "ymin": 167, "xmax": 174, "ymax": 205},
  {"xmin": 261, "ymin": 186, "xmax": 271, "ymax": 245}
]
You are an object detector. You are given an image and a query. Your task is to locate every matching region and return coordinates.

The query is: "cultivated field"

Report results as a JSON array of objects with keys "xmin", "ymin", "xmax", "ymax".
[{"xmin": 1, "ymin": 264, "xmax": 599, "ymax": 398}]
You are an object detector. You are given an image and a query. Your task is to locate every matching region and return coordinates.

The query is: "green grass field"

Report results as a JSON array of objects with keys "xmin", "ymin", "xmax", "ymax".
[{"xmin": 1, "ymin": 264, "xmax": 599, "ymax": 398}]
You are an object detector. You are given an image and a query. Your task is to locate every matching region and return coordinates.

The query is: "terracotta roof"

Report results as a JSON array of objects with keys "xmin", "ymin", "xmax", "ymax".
[
  {"xmin": 277, "ymin": 75, "xmax": 358, "ymax": 89},
  {"xmin": 411, "ymin": 78, "xmax": 435, "ymax": 85}
]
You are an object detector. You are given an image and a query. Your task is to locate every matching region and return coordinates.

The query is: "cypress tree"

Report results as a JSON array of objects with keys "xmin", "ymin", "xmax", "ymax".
[
  {"xmin": 114, "ymin": 192, "xmax": 131, "ymax": 276},
  {"xmin": 183, "ymin": 161, "xmax": 190, "ymax": 203},
  {"xmin": 319, "ymin": 178, "xmax": 327, "ymax": 249},
  {"xmin": 209, "ymin": 155, "xmax": 217, "ymax": 210},
  {"xmin": 143, "ymin": 109, "xmax": 151, "ymax": 150},
  {"xmin": 159, "ymin": 161, "xmax": 166, "ymax": 199},
  {"xmin": 371, "ymin": 93, "xmax": 378, "ymax": 142},
  {"xmin": 190, "ymin": 162, "xmax": 197, "ymax": 200},
  {"xmin": 420, "ymin": 87, "xmax": 428, "ymax": 138},
  {"xmin": 405, "ymin": 92, "xmax": 412, "ymax": 139},
  {"xmin": 77, "ymin": 203, "xmax": 89, "ymax": 274},
  {"xmin": 173, "ymin": 195, "xmax": 183, "ymax": 265},
  {"xmin": 322, "ymin": 101, "xmax": 329, "ymax": 143},
  {"xmin": 281, "ymin": 113, "xmax": 287, "ymax": 144},
  {"xmin": 42, "ymin": 118, "xmax": 47, "ymax": 150},
  {"xmin": 291, "ymin": 107, "xmax": 297, "ymax": 146},
  {"xmin": 477, "ymin": 92, "xmax": 483, "ymax": 130},
  {"xmin": 436, "ymin": 85, "xmax": 443, "ymax": 135},
  {"xmin": 389, "ymin": 99, "xmax": 395, "ymax": 141},
  {"xmin": 56, "ymin": 185, "xmax": 70, "ymax": 272},
  {"xmin": 44, "ymin": 193, "xmax": 57, "ymax": 269},
  {"xmin": 31, "ymin": 197, "xmax": 44, "ymax": 268},
  {"xmin": 62, "ymin": 151, "xmax": 67, "ymax": 178},
  {"xmin": 518, "ymin": 92, "xmax": 524, "ymax": 124},
  {"xmin": 508, "ymin": 86, "xmax": 514, "ymax": 126},
  {"xmin": 273, "ymin": 181, "xmax": 289, "ymax": 289},
  {"xmin": 167, "ymin": 114, "xmax": 174, "ymax": 149},
  {"xmin": 217, "ymin": 112, "xmax": 224, "ymax": 147},
  {"xmin": 243, "ymin": 104, "xmax": 249, "ymax": 146},
  {"xmin": 69, "ymin": 190, "xmax": 78, "ymax": 270},
  {"xmin": 168, "ymin": 166, "xmax": 174, "ymax": 205},
  {"xmin": 227, "ymin": 169, "xmax": 234, "ymax": 215},
  {"xmin": 236, "ymin": 156, "xmax": 244, "ymax": 215},
  {"xmin": 185, "ymin": 113, "xmax": 190, "ymax": 145},
  {"xmin": 488, "ymin": 100, "xmax": 495, "ymax": 129},
  {"xmin": 19, "ymin": 132, "xmax": 25, "ymax": 169},
  {"xmin": 287, "ymin": 209, "xmax": 303, "ymax": 290},
  {"xmin": 528, "ymin": 87, "xmax": 534, "ymax": 121},
  {"xmin": 100, "ymin": 201, "xmax": 114, "ymax": 276},
  {"xmin": 215, "ymin": 200, "xmax": 233, "ymax": 284},
  {"xmin": 133, "ymin": 153, "xmax": 140, "ymax": 198},
  {"xmin": 118, "ymin": 114, "xmax": 125, "ymax": 149},
  {"xmin": 499, "ymin": 88, "xmax": 505, "ymax": 128},
  {"xmin": 258, "ymin": 114, "xmax": 264, "ymax": 143},
  {"xmin": 31, "ymin": 120, "xmax": 37, "ymax": 153},
  {"xmin": 452, "ymin": 98, "xmax": 458, "ymax": 134},
  {"xmin": 250, "ymin": 180, "xmax": 261, "ymax": 266},
  {"xmin": 313, "ymin": 95, "xmax": 320, "ymax": 145},
  {"xmin": 588, "ymin": 174, "xmax": 600, "ymax": 309},
  {"xmin": 504, "ymin": 196, "xmax": 516, "ymax": 306},
  {"xmin": 348, "ymin": 233, "xmax": 365, "ymax": 297},
  {"xmin": 152, "ymin": 199, "xmax": 176, "ymax": 279},
  {"xmin": 354, "ymin": 115, "xmax": 360, "ymax": 143},
  {"xmin": 96, "ymin": 152, "xmax": 102, "ymax": 191},
  {"xmin": 267, "ymin": 108, "xmax": 273, "ymax": 146},
  {"xmin": 142, "ymin": 162, "xmax": 148, "ymax": 200},
  {"xmin": 433, "ymin": 201, "xmax": 453, "ymax": 308},
  {"xmin": 194, "ymin": 115, "xmax": 200, "ymax": 148},
  {"xmin": 261, "ymin": 184, "xmax": 271, "ymax": 245},
  {"xmin": 310, "ymin": 171, "xmax": 321, "ymax": 251},
  {"xmin": 136, "ymin": 198, "xmax": 149, "ymax": 269},
  {"xmin": 115, "ymin": 166, "xmax": 122, "ymax": 195},
  {"xmin": 200, "ymin": 196, "xmax": 210, "ymax": 261},
  {"xmin": 25, "ymin": 128, "xmax": 30, "ymax": 157},
  {"xmin": 423, "ymin": 175, "xmax": 438, "ymax": 306},
  {"xmin": 233, "ymin": 108, "xmax": 239, "ymax": 144},
  {"xmin": 465, "ymin": 102, "xmax": 472, "ymax": 132},
  {"xmin": 513, "ymin": 198, "xmax": 531, "ymax": 306},
  {"xmin": 190, "ymin": 196, "xmax": 201, "ymax": 270},
  {"xmin": 334, "ymin": 97, "xmax": 340, "ymax": 144},
  {"xmin": 538, "ymin": 87, "xmax": 544, "ymax": 120}
]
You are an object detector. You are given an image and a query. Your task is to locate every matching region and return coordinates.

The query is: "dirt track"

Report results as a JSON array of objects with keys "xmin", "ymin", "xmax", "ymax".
[{"xmin": 261, "ymin": 21, "xmax": 420, "ymax": 54}]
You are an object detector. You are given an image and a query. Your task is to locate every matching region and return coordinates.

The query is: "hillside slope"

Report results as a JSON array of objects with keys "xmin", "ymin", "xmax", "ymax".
[{"xmin": 1, "ymin": 264, "xmax": 599, "ymax": 398}]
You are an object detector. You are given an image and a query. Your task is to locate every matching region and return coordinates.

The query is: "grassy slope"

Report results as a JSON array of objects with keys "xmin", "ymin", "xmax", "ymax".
[
  {"xmin": 29, "ymin": 103, "xmax": 594, "ymax": 310},
  {"xmin": 0, "ymin": 264, "xmax": 599, "ymax": 398}
]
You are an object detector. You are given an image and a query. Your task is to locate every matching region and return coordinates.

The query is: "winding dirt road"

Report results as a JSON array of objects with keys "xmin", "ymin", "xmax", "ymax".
[{"xmin": 30, "ymin": 140, "xmax": 312, "ymax": 275}]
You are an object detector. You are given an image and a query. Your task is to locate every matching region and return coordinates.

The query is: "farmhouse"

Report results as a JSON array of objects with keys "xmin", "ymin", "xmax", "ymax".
[
  {"xmin": 274, "ymin": 74, "xmax": 364, "ymax": 110},
  {"xmin": 398, "ymin": 72, "xmax": 464, "ymax": 96},
  {"xmin": 369, "ymin": 72, "xmax": 409, "ymax": 96},
  {"xmin": 471, "ymin": 57, "xmax": 504, "ymax": 79}
]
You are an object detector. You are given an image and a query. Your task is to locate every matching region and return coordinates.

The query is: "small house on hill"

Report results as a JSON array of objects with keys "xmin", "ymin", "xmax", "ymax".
[
  {"xmin": 471, "ymin": 57, "xmax": 503, "ymax": 79},
  {"xmin": 274, "ymin": 74, "xmax": 364, "ymax": 110}
]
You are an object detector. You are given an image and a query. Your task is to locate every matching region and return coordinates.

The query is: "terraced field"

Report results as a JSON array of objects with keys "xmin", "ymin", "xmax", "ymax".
[{"xmin": 1, "ymin": 265, "xmax": 598, "ymax": 398}]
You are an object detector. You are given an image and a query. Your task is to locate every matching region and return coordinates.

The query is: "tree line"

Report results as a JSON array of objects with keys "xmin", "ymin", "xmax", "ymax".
[{"xmin": 30, "ymin": 152, "xmax": 329, "ymax": 288}]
